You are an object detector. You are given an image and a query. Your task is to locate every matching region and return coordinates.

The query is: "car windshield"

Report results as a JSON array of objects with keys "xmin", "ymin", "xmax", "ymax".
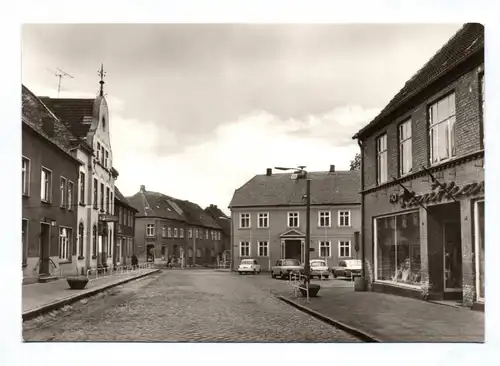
[
  {"xmin": 345, "ymin": 260, "xmax": 362, "ymax": 267},
  {"xmin": 241, "ymin": 260, "xmax": 254, "ymax": 264},
  {"xmin": 283, "ymin": 259, "xmax": 300, "ymax": 266},
  {"xmin": 311, "ymin": 261, "xmax": 326, "ymax": 267}
]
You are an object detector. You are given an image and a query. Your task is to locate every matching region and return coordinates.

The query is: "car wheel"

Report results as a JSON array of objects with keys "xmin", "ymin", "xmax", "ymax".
[
  {"xmin": 258, "ymin": 270, "xmax": 261, "ymax": 274},
  {"xmin": 323, "ymin": 275, "xmax": 329, "ymax": 279},
  {"xmin": 333, "ymin": 272, "xmax": 337, "ymax": 278},
  {"xmin": 253, "ymin": 270, "xmax": 256, "ymax": 275},
  {"xmin": 239, "ymin": 272, "xmax": 242, "ymax": 275},
  {"xmin": 271, "ymin": 272, "xmax": 276, "ymax": 278}
]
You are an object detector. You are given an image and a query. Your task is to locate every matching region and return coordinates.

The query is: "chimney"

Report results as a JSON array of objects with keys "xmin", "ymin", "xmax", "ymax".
[
  {"xmin": 266, "ymin": 168, "xmax": 272, "ymax": 176},
  {"xmin": 329, "ymin": 165, "xmax": 336, "ymax": 173},
  {"xmin": 140, "ymin": 185, "xmax": 146, "ymax": 193}
]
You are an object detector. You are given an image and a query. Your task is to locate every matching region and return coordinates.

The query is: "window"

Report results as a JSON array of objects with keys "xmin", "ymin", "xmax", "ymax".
[
  {"xmin": 59, "ymin": 177, "xmax": 67, "ymax": 208},
  {"xmin": 174, "ymin": 228, "xmax": 178, "ymax": 238},
  {"xmin": 195, "ymin": 229, "xmax": 199, "ymax": 239},
  {"xmin": 100, "ymin": 183, "xmax": 104, "ymax": 211},
  {"xmin": 104, "ymin": 150, "xmax": 109, "ymax": 168},
  {"xmin": 376, "ymin": 134, "xmax": 388, "ymax": 184},
  {"xmin": 110, "ymin": 192, "xmax": 114, "ymax": 215},
  {"xmin": 375, "ymin": 212, "xmax": 421, "ymax": 285},
  {"xmin": 22, "ymin": 157, "xmax": 30, "ymax": 196},
  {"xmin": 116, "ymin": 239, "xmax": 122, "ymax": 264},
  {"xmin": 59, "ymin": 227, "xmax": 72, "ymax": 261},
  {"xmin": 118, "ymin": 207, "xmax": 123, "ymax": 225},
  {"xmin": 338, "ymin": 211, "xmax": 351, "ymax": 227},
  {"xmin": 188, "ymin": 228, "xmax": 192, "ymax": 238},
  {"xmin": 93, "ymin": 178, "xmax": 98, "ymax": 209},
  {"xmin": 217, "ymin": 232, "xmax": 220, "ymax": 240},
  {"xmin": 92, "ymin": 224, "xmax": 97, "ymax": 257},
  {"xmin": 319, "ymin": 241, "xmax": 331, "ymax": 257},
  {"xmin": 68, "ymin": 181, "xmax": 74, "ymax": 211},
  {"xmin": 240, "ymin": 213, "xmax": 250, "ymax": 228},
  {"xmin": 429, "ymin": 93, "xmax": 456, "ymax": 164},
  {"xmin": 22, "ymin": 219, "xmax": 28, "ymax": 265},
  {"xmin": 475, "ymin": 200, "xmax": 485, "ymax": 300},
  {"xmin": 108, "ymin": 229, "xmax": 113, "ymax": 256},
  {"xmin": 258, "ymin": 241, "xmax": 269, "ymax": 257},
  {"xmin": 318, "ymin": 211, "xmax": 331, "ymax": 227},
  {"xmin": 129, "ymin": 212, "xmax": 133, "ymax": 227},
  {"xmin": 258, "ymin": 212, "xmax": 269, "ymax": 228},
  {"xmin": 211, "ymin": 230, "xmax": 214, "ymax": 240},
  {"xmin": 180, "ymin": 229, "xmax": 184, "ymax": 238},
  {"xmin": 101, "ymin": 146, "xmax": 105, "ymax": 165},
  {"xmin": 399, "ymin": 119, "xmax": 412, "ymax": 176},
  {"xmin": 146, "ymin": 224, "xmax": 155, "ymax": 237},
  {"xmin": 205, "ymin": 230, "xmax": 208, "ymax": 239},
  {"xmin": 96, "ymin": 142, "xmax": 100, "ymax": 161},
  {"xmin": 78, "ymin": 222, "xmax": 84, "ymax": 258},
  {"xmin": 240, "ymin": 241, "xmax": 250, "ymax": 257},
  {"xmin": 196, "ymin": 249, "xmax": 202, "ymax": 258},
  {"xmin": 41, "ymin": 167, "xmax": 51, "ymax": 202},
  {"xmin": 162, "ymin": 226, "xmax": 167, "ymax": 238},
  {"xmin": 79, "ymin": 172, "xmax": 85, "ymax": 205},
  {"xmin": 338, "ymin": 241, "xmax": 351, "ymax": 258},
  {"xmin": 106, "ymin": 187, "xmax": 110, "ymax": 213},
  {"xmin": 288, "ymin": 212, "xmax": 299, "ymax": 228}
]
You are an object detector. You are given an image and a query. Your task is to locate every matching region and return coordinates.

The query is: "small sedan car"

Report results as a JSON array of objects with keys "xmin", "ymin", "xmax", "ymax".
[
  {"xmin": 271, "ymin": 259, "xmax": 304, "ymax": 279},
  {"xmin": 238, "ymin": 259, "xmax": 261, "ymax": 275},
  {"xmin": 310, "ymin": 259, "xmax": 330, "ymax": 279},
  {"xmin": 332, "ymin": 259, "xmax": 362, "ymax": 279}
]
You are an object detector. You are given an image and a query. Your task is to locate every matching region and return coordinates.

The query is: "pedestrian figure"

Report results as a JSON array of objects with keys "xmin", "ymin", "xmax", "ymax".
[{"xmin": 131, "ymin": 253, "xmax": 138, "ymax": 270}]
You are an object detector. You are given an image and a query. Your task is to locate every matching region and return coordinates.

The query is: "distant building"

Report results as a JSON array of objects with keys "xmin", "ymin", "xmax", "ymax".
[
  {"xmin": 22, "ymin": 85, "xmax": 82, "ymax": 283},
  {"xmin": 353, "ymin": 23, "xmax": 484, "ymax": 309},
  {"xmin": 229, "ymin": 166, "xmax": 361, "ymax": 271},
  {"xmin": 114, "ymin": 187, "xmax": 138, "ymax": 267},
  {"xmin": 127, "ymin": 185, "xmax": 223, "ymax": 267},
  {"xmin": 204, "ymin": 204, "xmax": 231, "ymax": 257}
]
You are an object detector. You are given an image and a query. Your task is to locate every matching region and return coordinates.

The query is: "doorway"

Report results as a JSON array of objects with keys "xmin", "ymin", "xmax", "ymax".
[
  {"xmin": 285, "ymin": 240, "xmax": 302, "ymax": 261},
  {"xmin": 146, "ymin": 244, "xmax": 155, "ymax": 262},
  {"xmin": 443, "ymin": 221, "xmax": 462, "ymax": 293},
  {"xmin": 39, "ymin": 223, "xmax": 51, "ymax": 275}
]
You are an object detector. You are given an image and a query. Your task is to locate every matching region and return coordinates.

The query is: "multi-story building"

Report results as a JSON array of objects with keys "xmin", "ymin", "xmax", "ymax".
[
  {"xmin": 128, "ymin": 185, "xmax": 223, "ymax": 266},
  {"xmin": 229, "ymin": 166, "xmax": 361, "ymax": 271},
  {"xmin": 114, "ymin": 187, "xmax": 138, "ymax": 266},
  {"xmin": 204, "ymin": 204, "xmax": 231, "ymax": 260},
  {"xmin": 22, "ymin": 85, "xmax": 82, "ymax": 283},
  {"xmin": 352, "ymin": 24, "xmax": 484, "ymax": 309},
  {"xmin": 40, "ymin": 69, "xmax": 118, "ymax": 271}
]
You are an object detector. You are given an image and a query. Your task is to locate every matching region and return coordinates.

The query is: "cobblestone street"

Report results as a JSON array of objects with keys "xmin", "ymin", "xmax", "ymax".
[{"xmin": 23, "ymin": 270, "xmax": 360, "ymax": 342}]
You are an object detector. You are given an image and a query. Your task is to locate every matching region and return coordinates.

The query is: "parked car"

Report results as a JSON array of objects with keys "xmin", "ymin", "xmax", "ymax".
[
  {"xmin": 271, "ymin": 259, "xmax": 304, "ymax": 279},
  {"xmin": 332, "ymin": 259, "xmax": 362, "ymax": 279},
  {"xmin": 310, "ymin": 259, "xmax": 330, "ymax": 279},
  {"xmin": 238, "ymin": 259, "xmax": 261, "ymax": 275}
]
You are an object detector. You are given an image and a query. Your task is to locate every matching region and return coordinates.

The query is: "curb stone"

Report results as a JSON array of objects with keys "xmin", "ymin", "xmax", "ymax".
[
  {"xmin": 22, "ymin": 269, "xmax": 160, "ymax": 322},
  {"xmin": 277, "ymin": 295, "xmax": 381, "ymax": 342}
]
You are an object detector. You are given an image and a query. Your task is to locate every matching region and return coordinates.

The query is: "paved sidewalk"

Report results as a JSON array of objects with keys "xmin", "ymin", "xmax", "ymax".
[
  {"xmin": 281, "ymin": 287, "xmax": 484, "ymax": 342},
  {"xmin": 23, "ymin": 268, "xmax": 159, "ymax": 319}
]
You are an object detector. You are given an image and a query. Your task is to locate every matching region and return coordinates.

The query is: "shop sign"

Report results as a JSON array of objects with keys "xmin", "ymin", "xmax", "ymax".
[{"xmin": 390, "ymin": 180, "xmax": 484, "ymax": 208}]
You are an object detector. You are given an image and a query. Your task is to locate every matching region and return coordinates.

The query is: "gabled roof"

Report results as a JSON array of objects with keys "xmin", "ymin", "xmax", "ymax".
[
  {"xmin": 114, "ymin": 186, "xmax": 138, "ymax": 212},
  {"xmin": 39, "ymin": 97, "xmax": 96, "ymax": 138},
  {"xmin": 174, "ymin": 200, "xmax": 221, "ymax": 230},
  {"xmin": 280, "ymin": 229, "xmax": 306, "ymax": 238},
  {"xmin": 127, "ymin": 189, "xmax": 188, "ymax": 222},
  {"xmin": 204, "ymin": 205, "xmax": 231, "ymax": 236},
  {"xmin": 353, "ymin": 23, "xmax": 484, "ymax": 140}
]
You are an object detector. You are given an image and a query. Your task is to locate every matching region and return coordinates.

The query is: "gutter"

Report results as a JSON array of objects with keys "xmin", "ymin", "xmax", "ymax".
[{"xmin": 357, "ymin": 139, "xmax": 366, "ymax": 282}]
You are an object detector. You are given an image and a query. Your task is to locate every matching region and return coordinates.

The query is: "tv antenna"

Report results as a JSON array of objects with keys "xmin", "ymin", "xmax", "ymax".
[{"xmin": 47, "ymin": 68, "xmax": 74, "ymax": 97}]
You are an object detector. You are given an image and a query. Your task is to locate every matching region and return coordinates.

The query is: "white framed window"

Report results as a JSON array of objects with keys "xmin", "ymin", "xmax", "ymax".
[
  {"xmin": 146, "ymin": 224, "xmax": 155, "ymax": 237},
  {"xmin": 288, "ymin": 212, "xmax": 299, "ymax": 228},
  {"xmin": 79, "ymin": 171, "xmax": 85, "ymax": 205},
  {"xmin": 210, "ymin": 231, "xmax": 214, "ymax": 240},
  {"xmin": 258, "ymin": 212, "xmax": 269, "ymax": 228},
  {"xmin": 174, "ymin": 228, "xmax": 178, "ymax": 238},
  {"xmin": 96, "ymin": 142, "xmax": 101, "ymax": 161},
  {"xmin": 429, "ymin": 93, "xmax": 456, "ymax": 164},
  {"xmin": 195, "ymin": 229, "xmax": 199, "ymax": 239},
  {"xmin": 60, "ymin": 177, "xmax": 67, "ymax": 208},
  {"xmin": 104, "ymin": 150, "xmax": 109, "ymax": 168},
  {"xmin": 399, "ymin": 119, "xmax": 412, "ymax": 176},
  {"xmin": 258, "ymin": 241, "xmax": 269, "ymax": 257},
  {"xmin": 180, "ymin": 228, "xmax": 184, "ymax": 238},
  {"xmin": 101, "ymin": 146, "xmax": 105, "ymax": 165},
  {"xmin": 239, "ymin": 241, "xmax": 250, "ymax": 257},
  {"xmin": 196, "ymin": 248, "xmax": 202, "ymax": 258},
  {"xmin": 338, "ymin": 211, "xmax": 351, "ymax": 227},
  {"xmin": 168, "ymin": 227, "xmax": 172, "ymax": 237},
  {"xmin": 162, "ymin": 226, "xmax": 167, "ymax": 238},
  {"xmin": 376, "ymin": 134, "xmax": 388, "ymax": 184},
  {"xmin": 100, "ymin": 182, "xmax": 104, "ymax": 211},
  {"xmin": 68, "ymin": 181, "xmax": 74, "ymax": 211},
  {"xmin": 22, "ymin": 157, "xmax": 30, "ymax": 196},
  {"xmin": 59, "ymin": 227, "xmax": 72, "ymax": 261},
  {"xmin": 105, "ymin": 186, "xmax": 110, "ymax": 213},
  {"xmin": 338, "ymin": 240, "xmax": 351, "ymax": 258},
  {"xmin": 188, "ymin": 228, "xmax": 192, "ymax": 238},
  {"xmin": 218, "ymin": 232, "xmax": 221, "ymax": 240},
  {"xmin": 318, "ymin": 211, "xmax": 331, "ymax": 227},
  {"xmin": 205, "ymin": 230, "xmax": 208, "ymax": 239},
  {"xmin": 319, "ymin": 241, "xmax": 331, "ymax": 257},
  {"xmin": 41, "ymin": 167, "xmax": 52, "ymax": 203},
  {"xmin": 240, "ymin": 213, "xmax": 250, "ymax": 228}
]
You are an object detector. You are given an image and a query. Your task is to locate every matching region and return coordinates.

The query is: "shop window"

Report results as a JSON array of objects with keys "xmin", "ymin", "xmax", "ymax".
[{"xmin": 375, "ymin": 212, "xmax": 421, "ymax": 285}]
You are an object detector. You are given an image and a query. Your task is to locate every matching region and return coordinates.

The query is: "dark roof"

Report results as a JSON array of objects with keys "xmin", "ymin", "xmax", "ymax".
[
  {"xmin": 114, "ymin": 187, "xmax": 138, "ymax": 212},
  {"xmin": 204, "ymin": 205, "xmax": 231, "ymax": 236},
  {"xmin": 229, "ymin": 170, "xmax": 361, "ymax": 208},
  {"xmin": 353, "ymin": 23, "xmax": 484, "ymax": 139},
  {"xmin": 127, "ymin": 190, "xmax": 188, "ymax": 222},
  {"xmin": 173, "ymin": 200, "xmax": 221, "ymax": 230},
  {"xmin": 39, "ymin": 97, "xmax": 96, "ymax": 138}
]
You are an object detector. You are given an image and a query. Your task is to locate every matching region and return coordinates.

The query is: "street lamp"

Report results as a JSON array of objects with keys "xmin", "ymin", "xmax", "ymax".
[{"xmin": 274, "ymin": 166, "xmax": 311, "ymax": 287}]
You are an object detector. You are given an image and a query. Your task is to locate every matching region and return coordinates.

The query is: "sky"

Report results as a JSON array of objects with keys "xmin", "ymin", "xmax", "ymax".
[{"xmin": 21, "ymin": 23, "xmax": 462, "ymax": 214}]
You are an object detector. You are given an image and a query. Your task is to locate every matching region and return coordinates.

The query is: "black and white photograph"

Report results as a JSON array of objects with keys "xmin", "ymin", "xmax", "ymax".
[{"xmin": 3, "ymin": 2, "xmax": 498, "ymax": 363}]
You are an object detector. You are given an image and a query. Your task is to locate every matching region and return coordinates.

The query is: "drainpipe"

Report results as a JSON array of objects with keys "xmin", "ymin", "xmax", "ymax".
[{"xmin": 357, "ymin": 139, "xmax": 366, "ymax": 282}]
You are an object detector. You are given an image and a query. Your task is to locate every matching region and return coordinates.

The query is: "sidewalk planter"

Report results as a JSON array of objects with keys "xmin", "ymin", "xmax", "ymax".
[
  {"xmin": 300, "ymin": 284, "xmax": 321, "ymax": 297},
  {"xmin": 354, "ymin": 277, "xmax": 367, "ymax": 292},
  {"xmin": 67, "ymin": 276, "xmax": 89, "ymax": 290}
]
